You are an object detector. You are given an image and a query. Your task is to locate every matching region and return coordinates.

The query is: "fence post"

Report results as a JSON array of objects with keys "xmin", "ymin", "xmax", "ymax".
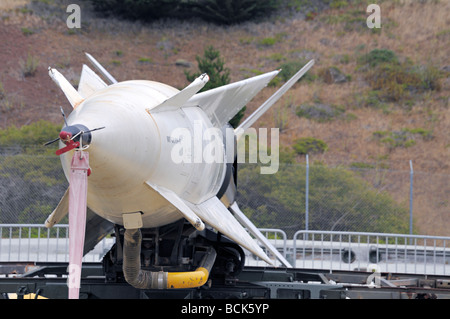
[
  {"xmin": 305, "ymin": 154, "xmax": 309, "ymax": 240},
  {"xmin": 409, "ymin": 160, "xmax": 414, "ymax": 242}
]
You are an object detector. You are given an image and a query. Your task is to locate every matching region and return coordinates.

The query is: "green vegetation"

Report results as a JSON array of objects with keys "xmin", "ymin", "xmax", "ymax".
[
  {"xmin": 0, "ymin": 82, "xmax": 14, "ymax": 112},
  {"xmin": 373, "ymin": 128, "xmax": 433, "ymax": 149},
  {"xmin": 21, "ymin": 27, "xmax": 34, "ymax": 36},
  {"xmin": 191, "ymin": 0, "xmax": 278, "ymax": 25},
  {"xmin": 138, "ymin": 57, "xmax": 153, "ymax": 64},
  {"xmin": 20, "ymin": 53, "xmax": 40, "ymax": 77},
  {"xmin": 0, "ymin": 120, "xmax": 61, "ymax": 152},
  {"xmin": 237, "ymin": 161, "xmax": 410, "ymax": 235},
  {"xmin": 296, "ymin": 103, "xmax": 345, "ymax": 122},
  {"xmin": 257, "ymin": 33, "xmax": 286, "ymax": 47},
  {"xmin": 0, "ymin": 121, "xmax": 67, "ymax": 224},
  {"xmin": 278, "ymin": 60, "xmax": 316, "ymax": 83},
  {"xmin": 89, "ymin": 0, "xmax": 278, "ymax": 25},
  {"xmin": 358, "ymin": 49, "xmax": 399, "ymax": 67},
  {"xmin": 292, "ymin": 137, "xmax": 328, "ymax": 155},
  {"xmin": 114, "ymin": 50, "xmax": 124, "ymax": 57},
  {"xmin": 185, "ymin": 46, "xmax": 230, "ymax": 92},
  {"xmin": 0, "ymin": 154, "xmax": 67, "ymax": 224},
  {"xmin": 185, "ymin": 46, "xmax": 245, "ymax": 128},
  {"xmin": 357, "ymin": 49, "xmax": 443, "ymax": 107}
]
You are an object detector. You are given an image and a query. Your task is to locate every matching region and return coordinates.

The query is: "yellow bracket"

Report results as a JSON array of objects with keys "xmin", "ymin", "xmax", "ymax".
[{"xmin": 167, "ymin": 267, "xmax": 209, "ymax": 289}]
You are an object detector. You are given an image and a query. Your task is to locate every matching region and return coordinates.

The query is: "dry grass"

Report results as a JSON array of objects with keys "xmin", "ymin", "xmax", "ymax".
[{"xmin": 0, "ymin": 0, "xmax": 28, "ymax": 10}]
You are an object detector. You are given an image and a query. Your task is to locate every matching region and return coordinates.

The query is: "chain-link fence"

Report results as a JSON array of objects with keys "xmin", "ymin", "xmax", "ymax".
[
  {"xmin": 236, "ymin": 160, "xmax": 449, "ymax": 238},
  {"xmin": 0, "ymin": 149, "xmax": 448, "ymax": 237},
  {"xmin": 0, "ymin": 149, "xmax": 67, "ymax": 225}
]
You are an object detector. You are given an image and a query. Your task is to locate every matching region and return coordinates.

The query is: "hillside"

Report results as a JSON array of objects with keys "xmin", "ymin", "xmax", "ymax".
[{"xmin": 0, "ymin": 1, "xmax": 448, "ymax": 234}]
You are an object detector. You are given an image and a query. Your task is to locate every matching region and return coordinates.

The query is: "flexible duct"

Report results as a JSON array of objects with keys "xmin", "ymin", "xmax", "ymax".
[{"xmin": 123, "ymin": 228, "xmax": 217, "ymax": 289}]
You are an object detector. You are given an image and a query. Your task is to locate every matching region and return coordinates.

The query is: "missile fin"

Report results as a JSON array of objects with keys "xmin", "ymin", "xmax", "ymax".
[
  {"xmin": 145, "ymin": 182, "xmax": 205, "ymax": 231},
  {"xmin": 150, "ymin": 73, "xmax": 209, "ymax": 113},
  {"xmin": 85, "ymin": 52, "xmax": 118, "ymax": 85},
  {"xmin": 235, "ymin": 60, "xmax": 314, "ymax": 140},
  {"xmin": 183, "ymin": 70, "xmax": 280, "ymax": 127},
  {"xmin": 185, "ymin": 196, "xmax": 274, "ymax": 265},
  {"xmin": 45, "ymin": 188, "xmax": 69, "ymax": 228},
  {"xmin": 230, "ymin": 201, "xmax": 292, "ymax": 268},
  {"xmin": 78, "ymin": 64, "xmax": 108, "ymax": 99},
  {"xmin": 48, "ymin": 67, "xmax": 84, "ymax": 108}
]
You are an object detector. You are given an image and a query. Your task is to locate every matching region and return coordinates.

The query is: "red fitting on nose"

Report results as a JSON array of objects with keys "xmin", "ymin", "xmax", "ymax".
[
  {"xmin": 59, "ymin": 131, "xmax": 72, "ymax": 144},
  {"xmin": 60, "ymin": 131, "xmax": 72, "ymax": 140}
]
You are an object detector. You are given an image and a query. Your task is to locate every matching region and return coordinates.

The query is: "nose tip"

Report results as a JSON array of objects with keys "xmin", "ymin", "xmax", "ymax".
[{"xmin": 59, "ymin": 131, "xmax": 72, "ymax": 142}]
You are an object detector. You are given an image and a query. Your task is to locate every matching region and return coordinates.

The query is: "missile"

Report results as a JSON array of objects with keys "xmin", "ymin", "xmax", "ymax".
[{"xmin": 45, "ymin": 53, "xmax": 314, "ymax": 298}]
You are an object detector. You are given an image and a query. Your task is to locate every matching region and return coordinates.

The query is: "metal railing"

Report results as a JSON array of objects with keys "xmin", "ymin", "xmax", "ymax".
[
  {"xmin": 0, "ymin": 224, "xmax": 113, "ymax": 263},
  {"xmin": 1, "ymin": 224, "xmax": 450, "ymax": 276},
  {"xmin": 245, "ymin": 228, "xmax": 289, "ymax": 267},
  {"xmin": 292, "ymin": 230, "xmax": 450, "ymax": 276}
]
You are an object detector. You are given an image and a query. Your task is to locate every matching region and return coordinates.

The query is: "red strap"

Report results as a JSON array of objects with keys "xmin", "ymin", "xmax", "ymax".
[
  {"xmin": 67, "ymin": 151, "xmax": 89, "ymax": 299},
  {"xmin": 55, "ymin": 140, "xmax": 80, "ymax": 156}
]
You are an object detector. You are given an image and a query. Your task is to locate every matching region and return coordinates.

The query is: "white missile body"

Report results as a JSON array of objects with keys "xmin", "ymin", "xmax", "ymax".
[{"xmin": 46, "ymin": 54, "xmax": 314, "ymax": 270}]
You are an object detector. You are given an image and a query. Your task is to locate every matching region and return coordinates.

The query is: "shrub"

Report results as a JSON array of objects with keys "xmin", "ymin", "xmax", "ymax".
[
  {"xmin": 186, "ymin": 0, "xmax": 278, "ymax": 25},
  {"xmin": 358, "ymin": 49, "xmax": 442, "ymax": 104},
  {"xmin": 278, "ymin": 60, "xmax": 316, "ymax": 83},
  {"xmin": 372, "ymin": 128, "xmax": 433, "ymax": 149},
  {"xmin": 258, "ymin": 37, "xmax": 277, "ymax": 47},
  {"xmin": 292, "ymin": 137, "xmax": 328, "ymax": 155},
  {"xmin": 21, "ymin": 27, "xmax": 34, "ymax": 36},
  {"xmin": 185, "ymin": 46, "xmax": 230, "ymax": 92},
  {"xmin": 138, "ymin": 57, "xmax": 153, "ymax": 64},
  {"xmin": 20, "ymin": 53, "xmax": 39, "ymax": 77},
  {"xmin": 185, "ymin": 46, "xmax": 245, "ymax": 128},
  {"xmin": 257, "ymin": 33, "xmax": 286, "ymax": 47},
  {"xmin": 89, "ymin": 0, "xmax": 182, "ymax": 21},
  {"xmin": 367, "ymin": 63, "xmax": 422, "ymax": 102},
  {"xmin": 418, "ymin": 64, "xmax": 442, "ymax": 91},
  {"xmin": 358, "ymin": 49, "xmax": 399, "ymax": 67},
  {"xmin": 88, "ymin": 0, "xmax": 277, "ymax": 24},
  {"xmin": 296, "ymin": 103, "xmax": 344, "ymax": 122},
  {"xmin": 0, "ymin": 120, "xmax": 61, "ymax": 153}
]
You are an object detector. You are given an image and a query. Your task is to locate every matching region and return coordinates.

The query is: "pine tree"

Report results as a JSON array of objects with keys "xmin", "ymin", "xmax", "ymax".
[{"xmin": 185, "ymin": 46, "xmax": 245, "ymax": 128}]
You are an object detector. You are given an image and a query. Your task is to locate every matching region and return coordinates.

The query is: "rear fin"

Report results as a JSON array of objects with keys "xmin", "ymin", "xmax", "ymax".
[
  {"xmin": 45, "ymin": 188, "xmax": 69, "ymax": 228},
  {"xmin": 184, "ymin": 70, "xmax": 279, "ymax": 127},
  {"xmin": 48, "ymin": 68, "xmax": 84, "ymax": 108},
  {"xmin": 85, "ymin": 52, "xmax": 118, "ymax": 85},
  {"xmin": 230, "ymin": 201, "xmax": 292, "ymax": 268},
  {"xmin": 149, "ymin": 73, "xmax": 209, "ymax": 113},
  {"xmin": 78, "ymin": 64, "xmax": 108, "ymax": 99},
  {"xmin": 83, "ymin": 208, "xmax": 114, "ymax": 256},
  {"xmin": 235, "ymin": 60, "xmax": 314, "ymax": 140},
  {"xmin": 45, "ymin": 188, "xmax": 114, "ymax": 257},
  {"xmin": 185, "ymin": 196, "xmax": 273, "ymax": 265},
  {"xmin": 145, "ymin": 181, "xmax": 205, "ymax": 231}
]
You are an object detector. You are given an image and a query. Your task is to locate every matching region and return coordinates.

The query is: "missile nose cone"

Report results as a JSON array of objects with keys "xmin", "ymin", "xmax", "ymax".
[
  {"xmin": 54, "ymin": 124, "xmax": 101, "ymax": 156},
  {"xmin": 61, "ymin": 124, "xmax": 92, "ymax": 145}
]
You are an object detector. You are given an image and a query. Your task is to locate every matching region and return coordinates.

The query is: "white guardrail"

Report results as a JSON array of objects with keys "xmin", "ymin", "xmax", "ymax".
[
  {"xmin": 0, "ymin": 224, "xmax": 113, "ymax": 263},
  {"xmin": 1, "ymin": 225, "xmax": 449, "ymax": 276}
]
